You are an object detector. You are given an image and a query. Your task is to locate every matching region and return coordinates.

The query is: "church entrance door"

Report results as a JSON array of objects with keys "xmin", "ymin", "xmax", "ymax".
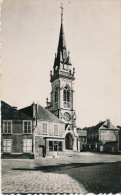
[{"xmin": 65, "ymin": 133, "xmax": 73, "ymax": 150}]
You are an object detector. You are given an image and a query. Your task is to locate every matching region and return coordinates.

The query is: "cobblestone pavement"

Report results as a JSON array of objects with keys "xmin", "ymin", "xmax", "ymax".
[{"xmin": 2, "ymin": 152, "xmax": 121, "ymax": 193}]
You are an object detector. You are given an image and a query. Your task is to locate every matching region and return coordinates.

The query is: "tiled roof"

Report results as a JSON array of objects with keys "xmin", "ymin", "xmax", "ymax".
[
  {"xmin": 99, "ymin": 120, "xmax": 119, "ymax": 130},
  {"xmin": 19, "ymin": 105, "xmax": 33, "ymax": 117},
  {"xmin": 20, "ymin": 103, "xmax": 64, "ymax": 124},
  {"xmin": 94, "ymin": 121, "xmax": 106, "ymax": 130},
  {"xmin": 83, "ymin": 121, "xmax": 105, "ymax": 131},
  {"xmin": 86, "ymin": 120, "xmax": 120, "ymax": 132},
  {"xmin": 1, "ymin": 101, "xmax": 32, "ymax": 120},
  {"xmin": 37, "ymin": 105, "xmax": 64, "ymax": 123}
]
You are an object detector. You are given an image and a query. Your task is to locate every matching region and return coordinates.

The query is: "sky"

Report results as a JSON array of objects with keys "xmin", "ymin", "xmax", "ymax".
[{"xmin": 1, "ymin": 0, "xmax": 121, "ymax": 128}]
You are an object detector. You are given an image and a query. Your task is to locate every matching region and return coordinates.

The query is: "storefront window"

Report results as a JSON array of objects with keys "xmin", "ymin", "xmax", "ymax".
[
  {"xmin": 58, "ymin": 141, "xmax": 62, "ymax": 151},
  {"xmin": 49, "ymin": 141, "xmax": 53, "ymax": 151},
  {"xmin": 54, "ymin": 141, "xmax": 58, "ymax": 151},
  {"xmin": 49, "ymin": 141, "xmax": 62, "ymax": 151}
]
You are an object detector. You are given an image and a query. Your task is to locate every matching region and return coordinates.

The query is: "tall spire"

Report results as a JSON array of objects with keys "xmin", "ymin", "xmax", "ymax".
[{"xmin": 56, "ymin": 4, "xmax": 68, "ymax": 63}]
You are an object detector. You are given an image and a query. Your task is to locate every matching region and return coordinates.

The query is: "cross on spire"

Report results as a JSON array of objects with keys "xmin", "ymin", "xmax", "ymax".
[
  {"xmin": 54, "ymin": 3, "xmax": 72, "ymax": 66},
  {"xmin": 60, "ymin": 3, "xmax": 64, "ymax": 22}
]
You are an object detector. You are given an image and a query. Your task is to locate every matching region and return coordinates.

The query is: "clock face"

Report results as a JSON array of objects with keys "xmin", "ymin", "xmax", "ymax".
[{"xmin": 63, "ymin": 112, "xmax": 70, "ymax": 121}]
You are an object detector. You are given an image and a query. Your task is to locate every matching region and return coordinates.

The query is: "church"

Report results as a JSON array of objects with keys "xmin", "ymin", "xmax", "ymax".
[
  {"xmin": 1, "ymin": 5, "xmax": 80, "ymax": 159},
  {"xmin": 1, "ymin": 5, "xmax": 121, "ymax": 159},
  {"xmin": 46, "ymin": 5, "xmax": 80, "ymax": 152}
]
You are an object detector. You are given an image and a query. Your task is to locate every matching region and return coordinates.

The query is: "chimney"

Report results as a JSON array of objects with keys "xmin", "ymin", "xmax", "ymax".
[
  {"xmin": 46, "ymin": 98, "xmax": 48, "ymax": 107},
  {"xmin": 32, "ymin": 102, "xmax": 36, "ymax": 118},
  {"xmin": 12, "ymin": 106, "xmax": 18, "ymax": 117},
  {"xmin": 32, "ymin": 102, "xmax": 37, "ymax": 126},
  {"xmin": 107, "ymin": 119, "xmax": 111, "ymax": 129}
]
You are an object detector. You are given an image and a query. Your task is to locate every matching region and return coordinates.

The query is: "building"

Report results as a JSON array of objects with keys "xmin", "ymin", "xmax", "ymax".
[
  {"xmin": 1, "ymin": 101, "xmax": 66, "ymax": 158},
  {"xmin": 87, "ymin": 119, "xmax": 121, "ymax": 153},
  {"xmin": 77, "ymin": 128, "xmax": 87, "ymax": 151},
  {"xmin": 1, "ymin": 101, "xmax": 34, "ymax": 158},
  {"xmin": 46, "ymin": 5, "xmax": 79, "ymax": 151},
  {"xmin": 20, "ymin": 103, "xmax": 66, "ymax": 158}
]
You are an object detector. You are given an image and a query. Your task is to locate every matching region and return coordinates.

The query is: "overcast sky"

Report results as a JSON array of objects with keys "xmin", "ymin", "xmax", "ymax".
[{"xmin": 2, "ymin": 0, "xmax": 121, "ymax": 127}]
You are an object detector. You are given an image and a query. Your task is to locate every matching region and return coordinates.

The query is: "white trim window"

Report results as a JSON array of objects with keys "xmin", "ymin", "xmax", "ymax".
[
  {"xmin": 3, "ymin": 139, "xmax": 12, "ymax": 153},
  {"xmin": 23, "ymin": 121, "xmax": 32, "ymax": 134},
  {"xmin": 54, "ymin": 124, "xmax": 59, "ymax": 136},
  {"xmin": 42, "ymin": 123, "xmax": 48, "ymax": 135},
  {"xmin": 3, "ymin": 120, "xmax": 12, "ymax": 134},
  {"xmin": 23, "ymin": 139, "xmax": 32, "ymax": 153}
]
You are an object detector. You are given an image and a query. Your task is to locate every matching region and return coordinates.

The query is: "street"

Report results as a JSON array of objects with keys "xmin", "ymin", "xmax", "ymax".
[{"xmin": 2, "ymin": 152, "xmax": 121, "ymax": 193}]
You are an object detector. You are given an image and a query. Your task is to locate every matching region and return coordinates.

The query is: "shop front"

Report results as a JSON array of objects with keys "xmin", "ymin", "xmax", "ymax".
[{"xmin": 44, "ymin": 137, "xmax": 65, "ymax": 157}]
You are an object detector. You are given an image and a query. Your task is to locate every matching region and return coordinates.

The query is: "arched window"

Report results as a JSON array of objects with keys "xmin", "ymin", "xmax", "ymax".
[
  {"xmin": 67, "ymin": 89, "xmax": 70, "ymax": 102},
  {"xmin": 63, "ymin": 89, "xmax": 66, "ymax": 101},
  {"xmin": 54, "ymin": 87, "xmax": 58, "ymax": 102},
  {"xmin": 63, "ymin": 86, "xmax": 70, "ymax": 102}
]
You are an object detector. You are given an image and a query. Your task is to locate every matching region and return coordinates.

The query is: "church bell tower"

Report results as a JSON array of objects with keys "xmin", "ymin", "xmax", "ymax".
[{"xmin": 46, "ymin": 4, "xmax": 76, "ymax": 129}]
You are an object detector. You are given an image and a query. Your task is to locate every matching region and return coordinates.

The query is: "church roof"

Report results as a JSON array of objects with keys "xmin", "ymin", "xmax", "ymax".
[{"xmin": 1, "ymin": 101, "xmax": 32, "ymax": 120}]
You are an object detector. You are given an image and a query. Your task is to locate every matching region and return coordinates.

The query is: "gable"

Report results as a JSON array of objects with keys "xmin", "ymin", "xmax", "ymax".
[
  {"xmin": 19, "ymin": 105, "xmax": 33, "ymax": 118},
  {"xmin": 99, "ymin": 121, "xmax": 119, "ymax": 130}
]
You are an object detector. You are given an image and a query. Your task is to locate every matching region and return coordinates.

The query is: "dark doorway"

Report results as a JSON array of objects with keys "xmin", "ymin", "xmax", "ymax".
[{"xmin": 65, "ymin": 133, "xmax": 73, "ymax": 150}]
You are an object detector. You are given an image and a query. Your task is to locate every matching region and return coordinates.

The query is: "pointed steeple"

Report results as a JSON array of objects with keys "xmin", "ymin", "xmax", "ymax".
[{"xmin": 56, "ymin": 4, "xmax": 68, "ymax": 63}]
